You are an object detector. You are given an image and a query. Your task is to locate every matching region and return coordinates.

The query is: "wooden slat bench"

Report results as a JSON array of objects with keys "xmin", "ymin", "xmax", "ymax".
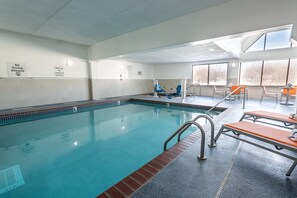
[
  {"xmin": 215, "ymin": 121, "xmax": 297, "ymax": 176},
  {"xmin": 240, "ymin": 110, "xmax": 297, "ymax": 129}
]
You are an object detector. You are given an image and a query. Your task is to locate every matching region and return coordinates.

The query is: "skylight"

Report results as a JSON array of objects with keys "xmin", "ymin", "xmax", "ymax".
[
  {"xmin": 245, "ymin": 29, "xmax": 292, "ymax": 52},
  {"xmin": 265, "ymin": 29, "xmax": 291, "ymax": 50},
  {"xmin": 245, "ymin": 34, "xmax": 265, "ymax": 52}
]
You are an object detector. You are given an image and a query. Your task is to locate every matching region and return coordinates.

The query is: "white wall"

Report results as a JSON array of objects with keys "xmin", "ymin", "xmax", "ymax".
[
  {"xmin": 92, "ymin": 0, "xmax": 297, "ymax": 59},
  {"xmin": 91, "ymin": 60, "xmax": 154, "ymax": 99},
  {"xmin": 0, "ymin": 32, "xmax": 90, "ymax": 109},
  {"xmin": 0, "ymin": 32, "xmax": 156, "ymax": 108},
  {"xmin": 0, "ymin": 32, "xmax": 89, "ymax": 78},
  {"xmin": 91, "ymin": 60, "xmax": 154, "ymax": 80}
]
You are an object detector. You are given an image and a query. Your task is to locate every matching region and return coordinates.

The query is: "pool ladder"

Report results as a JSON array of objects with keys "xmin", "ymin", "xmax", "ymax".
[{"xmin": 163, "ymin": 114, "xmax": 215, "ymax": 160}]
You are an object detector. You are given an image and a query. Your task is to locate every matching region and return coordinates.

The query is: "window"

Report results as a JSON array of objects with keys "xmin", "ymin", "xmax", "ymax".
[
  {"xmin": 193, "ymin": 63, "xmax": 228, "ymax": 85},
  {"xmin": 209, "ymin": 63, "xmax": 228, "ymax": 85},
  {"xmin": 240, "ymin": 60, "xmax": 292, "ymax": 86},
  {"xmin": 265, "ymin": 30, "xmax": 291, "ymax": 50},
  {"xmin": 245, "ymin": 29, "xmax": 292, "ymax": 52},
  {"xmin": 245, "ymin": 34, "xmax": 265, "ymax": 52},
  {"xmin": 262, "ymin": 60, "xmax": 288, "ymax": 86},
  {"xmin": 240, "ymin": 61, "xmax": 262, "ymax": 85},
  {"xmin": 288, "ymin": 59, "xmax": 297, "ymax": 85},
  {"xmin": 192, "ymin": 64, "xmax": 208, "ymax": 85}
]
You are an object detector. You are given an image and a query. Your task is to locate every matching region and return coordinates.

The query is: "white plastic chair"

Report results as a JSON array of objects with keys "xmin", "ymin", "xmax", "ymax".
[
  {"xmin": 212, "ymin": 85, "xmax": 225, "ymax": 98},
  {"xmin": 260, "ymin": 86, "xmax": 278, "ymax": 104}
]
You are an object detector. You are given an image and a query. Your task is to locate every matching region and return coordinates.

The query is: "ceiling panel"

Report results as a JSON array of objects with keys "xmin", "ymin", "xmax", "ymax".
[
  {"xmin": 83, "ymin": 0, "xmax": 233, "ymax": 44},
  {"xmin": 0, "ymin": 0, "xmax": 70, "ymax": 34},
  {"xmin": 33, "ymin": 0, "xmax": 145, "ymax": 41},
  {"xmin": 0, "ymin": 0, "xmax": 232, "ymax": 45},
  {"xmin": 111, "ymin": 42, "xmax": 237, "ymax": 64}
]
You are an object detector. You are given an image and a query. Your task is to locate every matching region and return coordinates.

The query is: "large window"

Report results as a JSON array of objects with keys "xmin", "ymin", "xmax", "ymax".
[
  {"xmin": 240, "ymin": 61, "xmax": 262, "ymax": 85},
  {"xmin": 262, "ymin": 60, "xmax": 288, "ymax": 86},
  {"xmin": 208, "ymin": 63, "xmax": 228, "ymax": 85},
  {"xmin": 265, "ymin": 30, "xmax": 291, "ymax": 50},
  {"xmin": 192, "ymin": 64, "xmax": 208, "ymax": 85},
  {"xmin": 288, "ymin": 59, "xmax": 297, "ymax": 85},
  {"xmin": 240, "ymin": 59, "xmax": 294, "ymax": 86},
  {"xmin": 245, "ymin": 29, "xmax": 292, "ymax": 52},
  {"xmin": 245, "ymin": 34, "xmax": 265, "ymax": 52},
  {"xmin": 192, "ymin": 63, "xmax": 227, "ymax": 85}
]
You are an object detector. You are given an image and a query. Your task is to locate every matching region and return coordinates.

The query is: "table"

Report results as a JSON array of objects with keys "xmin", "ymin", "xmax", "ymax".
[{"xmin": 280, "ymin": 87, "xmax": 295, "ymax": 106}]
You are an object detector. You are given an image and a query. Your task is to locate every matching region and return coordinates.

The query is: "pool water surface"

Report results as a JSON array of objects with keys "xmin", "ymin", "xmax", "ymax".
[{"xmin": 0, "ymin": 102, "xmax": 217, "ymax": 197}]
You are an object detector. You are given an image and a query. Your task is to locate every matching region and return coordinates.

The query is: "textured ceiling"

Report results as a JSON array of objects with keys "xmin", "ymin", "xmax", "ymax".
[
  {"xmin": 110, "ymin": 42, "xmax": 238, "ymax": 64},
  {"xmin": 0, "ymin": 0, "xmax": 231, "ymax": 45}
]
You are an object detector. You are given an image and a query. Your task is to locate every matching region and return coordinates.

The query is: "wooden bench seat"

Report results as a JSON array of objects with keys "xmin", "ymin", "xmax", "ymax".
[
  {"xmin": 241, "ymin": 110, "xmax": 297, "ymax": 128},
  {"xmin": 225, "ymin": 121, "xmax": 297, "ymax": 150},
  {"xmin": 215, "ymin": 121, "xmax": 297, "ymax": 176}
]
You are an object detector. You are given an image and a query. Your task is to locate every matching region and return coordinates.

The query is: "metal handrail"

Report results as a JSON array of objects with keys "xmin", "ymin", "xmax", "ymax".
[
  {"xmin": 162, "ymin": 87, "xmax": 247, "ymax": 160},
  {"xmin": 163, "ymin": 121, "xmax": 206, "ymax": 160},
  {"xmin": 206, "ymin": 86, "xmax": 246, "ymax": 115},
  {"xmin": 186, "ymin": 83, "xmax": 201, "ymax": 96},
  {"xmin": 177, "ymin": 114, "xmax": 216, "ymax": 147}
]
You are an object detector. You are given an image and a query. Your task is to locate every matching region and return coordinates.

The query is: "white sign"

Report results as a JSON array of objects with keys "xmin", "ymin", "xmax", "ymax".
[
  {"xmin": 7, "ymin": 63, "xmax": 26, "ymax": 77},
  {"xmin": 54, "ymin": 66, "xmax": 64, "ymax": 77}
]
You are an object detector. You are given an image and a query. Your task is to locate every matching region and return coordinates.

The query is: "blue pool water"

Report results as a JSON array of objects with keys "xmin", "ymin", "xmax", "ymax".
[{"xmin": 0, "ymin": 102, "xmax": 218, "ymax": 197}]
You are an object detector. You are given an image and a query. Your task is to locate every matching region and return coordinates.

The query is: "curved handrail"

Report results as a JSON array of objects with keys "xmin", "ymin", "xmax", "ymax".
[
  {"xmin": 186, "ymin": 83, "xmax": 201, "ymax": 96},
  {"xmin": 177, "ymin": 114, "xmax": 215, "ymax": 147},
  {"xmin": 206, "ymin": 86, "xmax": 246, "ymax": 115},
  {"xmin": 163, "ymin": 121, "xmax": 206, "ymax": 160}
]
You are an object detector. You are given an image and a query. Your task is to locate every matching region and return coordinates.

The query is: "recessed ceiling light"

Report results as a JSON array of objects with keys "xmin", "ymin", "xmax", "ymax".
[{"xmin": 209, "ymin": 48, "xmax": 215, "ymax": 51}]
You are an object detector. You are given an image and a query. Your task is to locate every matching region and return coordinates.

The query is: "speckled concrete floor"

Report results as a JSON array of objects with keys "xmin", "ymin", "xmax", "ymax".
[{"xmin": 131, "ymin": 96, "xmax": 297, "ymax": 198}]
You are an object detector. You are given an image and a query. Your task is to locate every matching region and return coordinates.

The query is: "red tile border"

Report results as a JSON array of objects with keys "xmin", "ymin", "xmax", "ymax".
[
  {"xmin": 147, "ymin": 160, "xmax": 164, "ymax": 170},
  {"xmin": 105, "ymin": 187, "xmax": 125, "ymax": 198},
  {"xmin": 122, "ymin": 177, "xmax": 141, "ymax": 191},
  {"xmin": 96, "ymin": 131, "xmax": 199, "ymax": 198},
  {"xmin": 142, "ymin": 164, "xmax": 159, "ymax": 175},
  {"xmin": 96, "ymin": 192, "xmax": 109, "ymax": 198},
  {"xmin": 114, "ymin": 182, "xmax": 134, "ymax": 197},
  {"xmin": 137, "ymin": 168, "xmax": 154, "ymax": 179},
  {"xmin": 0, "ymin": 99, "xmax": 130, "ymax": 125},
  {"xmin": 129, "ymin": 172, "xmax": 147, "ymax": 185}
]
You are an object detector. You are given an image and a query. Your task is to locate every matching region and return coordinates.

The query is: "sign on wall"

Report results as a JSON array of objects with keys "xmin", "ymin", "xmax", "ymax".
[
  {"xmin": 54, "ymin": 66, "xmax": 64, "ymax": 77},
  {"xmin": 7, "ymin": 63, "xmax": 26, "ymax": 77}
]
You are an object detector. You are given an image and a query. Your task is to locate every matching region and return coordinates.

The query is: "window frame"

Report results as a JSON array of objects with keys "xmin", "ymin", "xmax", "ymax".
[
  {"xmin": 208, "ymin": 63, "xmax": 228, "ymax": 86},
  {"xmin": 244, "ymin": 29, "xmax": 292, "ymax": 52},
  {"xmin": 244, "ymin": 34, "xmax": 266, "ymax": 53},
  {"xmin": 261, "ymin": 59, "xmax": 289, "ymax": 86},
  {"xmin": 239, "ymin": 61, "xmax": 263, "ymax": 86},
  {"xmin": 192, "ymin": 64, "xmax": 209, "ymax": 85},
  {"xmin": 239, "ymin": 59, "xmax": 294, "ymax": 87},
  {"xmin": 287, "ymin": 58, "xmax": 297, "ymax": 85},
  {"xmin": 192, "ymin": 62, "xmax": 228, "ymax": 86}
]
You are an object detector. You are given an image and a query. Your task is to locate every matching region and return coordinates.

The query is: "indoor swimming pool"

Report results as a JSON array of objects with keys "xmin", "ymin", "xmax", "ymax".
[{"xmin": 0, "ymin": 102, "xmax": 219, "ymax": 197}]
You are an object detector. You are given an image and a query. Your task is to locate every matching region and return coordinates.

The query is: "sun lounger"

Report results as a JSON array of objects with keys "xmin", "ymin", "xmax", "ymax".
[
  {"xmin": 215, "ymin": 121, "xmax": 297, "ymax": 176},
  {"xmin": 240, "ymin": 110, "xmax": 297, "ymax": 129}
]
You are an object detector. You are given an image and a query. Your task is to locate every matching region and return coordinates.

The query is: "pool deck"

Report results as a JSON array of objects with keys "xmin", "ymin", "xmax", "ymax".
[{"xmin": 128, "ymin": 95, "xmax": 297, "ymax": 198}]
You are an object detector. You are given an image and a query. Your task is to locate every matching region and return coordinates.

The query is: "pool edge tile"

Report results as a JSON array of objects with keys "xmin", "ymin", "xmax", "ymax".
[{"xmin": 96, "ymin": 132, "xmax": 199, "ymax": 197}]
